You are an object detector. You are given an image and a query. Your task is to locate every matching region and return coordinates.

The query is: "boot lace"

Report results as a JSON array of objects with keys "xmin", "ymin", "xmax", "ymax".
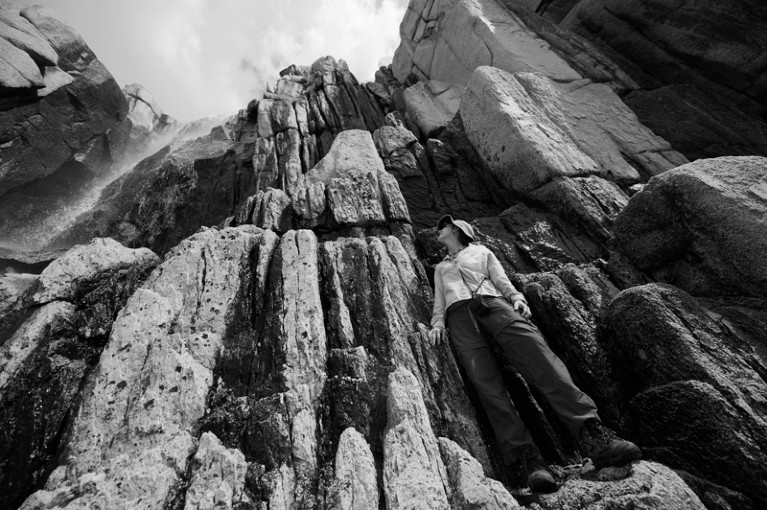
[{"xmin": 583, "ymin": 419, "xmax": 618, "ymax": 447}]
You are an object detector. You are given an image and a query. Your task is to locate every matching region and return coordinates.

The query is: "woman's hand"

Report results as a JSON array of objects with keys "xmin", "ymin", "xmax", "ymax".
[
  {"xmin": 513, "ymin": 300, "xmax": 532, "ymax": 319},
  {"xmin": 428, "ymin": 326, "xmax": 446, "ymax": 346}
]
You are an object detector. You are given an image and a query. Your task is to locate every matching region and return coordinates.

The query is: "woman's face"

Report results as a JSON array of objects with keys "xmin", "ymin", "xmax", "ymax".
[{"xmin": 437, "ymin": 223, "xmax": 455, "ymax": 245}]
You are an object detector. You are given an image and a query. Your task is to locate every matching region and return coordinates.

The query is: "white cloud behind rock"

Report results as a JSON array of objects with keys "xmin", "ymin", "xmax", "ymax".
[{"xmin": 11, "ymin": 0, "xmax": 407, "ymax": 121}]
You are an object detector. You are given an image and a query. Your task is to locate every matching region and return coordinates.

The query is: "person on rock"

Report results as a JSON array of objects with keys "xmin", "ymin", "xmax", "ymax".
[{"xmin": 427, "ymin": 215, "xmax": 641, "ymax": 493}]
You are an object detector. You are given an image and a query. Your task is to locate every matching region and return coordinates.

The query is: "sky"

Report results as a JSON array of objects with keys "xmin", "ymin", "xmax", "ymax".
[{"xmin": 11, "ymin": 0, "xmax": 409, "ymax": 122}]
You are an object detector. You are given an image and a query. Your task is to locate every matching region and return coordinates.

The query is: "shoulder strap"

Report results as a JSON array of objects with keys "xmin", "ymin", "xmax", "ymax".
[{"xmin": 456, "ymin": 264, "xmax": 487, "ymax": 296}]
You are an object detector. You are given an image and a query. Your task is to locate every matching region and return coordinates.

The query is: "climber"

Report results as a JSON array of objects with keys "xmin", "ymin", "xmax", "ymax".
[{"xmin": 427, "ymin": 215, "xmax": 641, "ymax": 493}]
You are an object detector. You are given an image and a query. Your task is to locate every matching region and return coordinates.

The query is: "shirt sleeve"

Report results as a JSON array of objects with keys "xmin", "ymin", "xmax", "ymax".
[
  {"xmin": 431, "ymin": 265, "xmax": 447, "ymax": 329},
  {"xmin": 486, "ymin": 250, "xmax": 526, "ymax": 303}
]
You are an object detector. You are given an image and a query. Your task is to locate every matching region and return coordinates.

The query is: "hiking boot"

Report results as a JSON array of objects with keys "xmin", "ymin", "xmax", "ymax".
[
  {"xmin": 580, "ymin": 418, "xmax": 642, "ymax": 469},
  {"xmin": 517, "ymin": 444, "xmax": 558, "ymax": 494}
]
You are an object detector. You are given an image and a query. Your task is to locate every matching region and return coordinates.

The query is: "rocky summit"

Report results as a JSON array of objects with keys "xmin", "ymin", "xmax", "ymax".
[{"xmin": 1, "ymin": 1, "xmax": 766, "ymax": 510}]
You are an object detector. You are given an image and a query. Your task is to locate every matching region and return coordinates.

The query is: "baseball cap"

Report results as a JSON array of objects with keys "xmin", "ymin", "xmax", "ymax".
[{"xmin": 437, "ymin": 214, "xmax": 476, "ymax": 241}]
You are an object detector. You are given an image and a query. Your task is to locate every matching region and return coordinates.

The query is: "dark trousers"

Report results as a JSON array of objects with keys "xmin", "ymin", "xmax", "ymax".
[{"xmin": 446, "ymin": 297, "xmax": 599, "ymax": 464}]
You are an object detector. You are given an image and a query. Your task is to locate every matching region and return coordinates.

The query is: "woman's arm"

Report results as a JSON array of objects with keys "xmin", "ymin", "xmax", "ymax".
[
  {"xmin": 486, "ymin": 250, "xmax": 526, "ymax": 303},
  {"xmin": 431, "ymin": 265, "xmax": 447, "ymax": 329},
  {"xmin": 429, "ymin": 266, "xmax": 447, "ymax": 345}
]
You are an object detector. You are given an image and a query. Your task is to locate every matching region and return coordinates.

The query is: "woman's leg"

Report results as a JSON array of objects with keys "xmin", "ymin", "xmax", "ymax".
[
  {"xmin": 448, "ymin": 302, "xmax": 533, "ymax": 463},
  {"xmin": 481, "ymin": 299, "xmax": 599, "ymax": 435}
]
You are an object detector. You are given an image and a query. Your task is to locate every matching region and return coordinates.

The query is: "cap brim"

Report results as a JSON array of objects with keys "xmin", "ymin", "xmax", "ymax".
[{"xmin": 437, "ymin": 214, "xmax": 454, "ymax": 230}]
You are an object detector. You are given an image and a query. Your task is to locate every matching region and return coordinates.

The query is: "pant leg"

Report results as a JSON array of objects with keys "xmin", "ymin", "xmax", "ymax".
[
  {"xmin": 480, "ymin": 299, "xmax": 600, "ymax": 435},
  {"xmin": 447, "ymin": 301, "xmax": 533, "ymax": 464}
]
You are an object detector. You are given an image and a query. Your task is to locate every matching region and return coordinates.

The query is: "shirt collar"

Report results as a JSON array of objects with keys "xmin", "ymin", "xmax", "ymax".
[{"xmin": 443, "ymin": 243, "xmax": 472, "ymax": 262}]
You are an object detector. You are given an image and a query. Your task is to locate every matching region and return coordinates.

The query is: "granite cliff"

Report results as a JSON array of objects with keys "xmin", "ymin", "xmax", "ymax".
[{"xmin": 1, "ymin": 1, "xmax": 766, "ymax": 509}]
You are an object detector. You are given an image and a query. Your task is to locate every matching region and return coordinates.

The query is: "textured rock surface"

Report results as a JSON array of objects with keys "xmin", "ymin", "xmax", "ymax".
[
  {"xmin": 48, "ymin": 127, "xmax": 239, "ymax": 255},
  {"xmin": 394, "ymin": 0, "xmax": 581, "ymax": 85},
  {"xmin": 528, "ymin": 461, "xmax": 705, "ymax": 509},
  {"xmin": 184, "ymin": 432, "xmax": 249, "ymax": 510},
  {"xmin": 604, "ymin": 283, "xmax": 767, "ymax": 507},
  {"xmin": 461, "ymin": 67, "xmax": 685, "ymax": 195},
  {"xmin": 462, "ymin": 66, "xmax": 599, "ymax": 193},
  {"xmin": 326, "ymin": 428, "xmax": 379, "ymax": 510},
  {"xmin": 5, "ymin": 2, "xmax": 767, "ymax": 508},
  {"xmin": 383, "ymin": 367, "xmax": 450, "ymax": 509},
  {"xmin": 0, "ymin": 239, "xmax": 159, "ymax": 509},
  {"xmin": 562, "ymin": 0, "xmax": 767, "ymax": 105},
  {"xmin": 0, "ymin": 6, "xmax": 127, "ymax": 199},
  {"xmin": 402, "ymin": 80, "xmax": 463, "ymax": 137},
  {"xmin": 21, "ymin": 226, "xmax": 275, "ymax": 509},
  {"xmin": 32, "ymin": 237, "xmax": 158, "ymax": 304},
  {"xmin": 439, "ymin": 438, "xmax": 520, "ymax": 509},
  {"xmin": 614, "ymin": 156, "xmax": 767, "ymax": 298},
  {"xmin": 562, "ymin": 0, "xmax": 767, "ymax": 160},
  {"xmin": 623, "ymin": 84, "xmax": 767, "ymax": 161}
]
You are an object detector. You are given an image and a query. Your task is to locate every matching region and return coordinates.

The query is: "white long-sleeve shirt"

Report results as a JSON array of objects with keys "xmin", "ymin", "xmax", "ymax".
[{"xmin": 431, "ymin": 244, "xmax": 526, "ymax": 329}]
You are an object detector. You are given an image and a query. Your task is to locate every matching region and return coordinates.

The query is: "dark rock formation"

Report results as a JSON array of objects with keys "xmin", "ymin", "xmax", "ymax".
[
  {"xmin": 560, "ymin": 0, "xmax": 767, "ymax": 160},
  {"xmin": 48, "ymin": 124, "xmax": 242, "ymax": 255},
  {"xmin": 0, "ymin": 6, "xmax": 127, "ymax": 227},
  {"xmin": 603, "ymin": 283, "xmax": 767, "ymax": 508}
]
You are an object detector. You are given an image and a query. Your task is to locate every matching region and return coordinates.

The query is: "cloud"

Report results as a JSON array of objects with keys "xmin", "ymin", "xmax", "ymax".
[
  {"xmin": 220, "ymin": 0, "xmax": 405, "ymax": 117},
  {"xmin": 9, "ymin": 0, "xmax": 408, "ymax": 121}
]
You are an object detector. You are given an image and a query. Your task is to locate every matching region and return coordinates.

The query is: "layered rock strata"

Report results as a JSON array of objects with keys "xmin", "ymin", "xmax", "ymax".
[{"xmin": 561, "ymin": 0, "xmax": 767, "ymax": 160}]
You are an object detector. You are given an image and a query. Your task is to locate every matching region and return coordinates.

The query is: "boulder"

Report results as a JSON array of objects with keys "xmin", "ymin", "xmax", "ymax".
[
  {"xmin": 393, "ymin": 0, "xmax": 581, "ymax": 85},
  {"xmin": 402, "ymin": 80, "xmax": 463, "ymax": 137},
  {"xmin": 19, "ymin": 5, "xmax": 94, "ymax": 71},
  {"xmin": 305, "ymin": 129, "xmax": 385, "ymax": 186},
  {"xmin": 461, "ymin": 66, "xmax": 598, "ymax": 194},
  {"xmin": 124, "ymin": 83, "xmax": 167, "ymax": 129},
  {"xmin": 326, "ymin": 428, "xmax": 379, "ymax": 510},
  {"xmin": 0, "ymin": 35, "xmax": 44, "ymax": 89},
  {"xmin": 0, "ymin": 8, "xmax": 57, "ymax": 66},
  {"xmin": 184, "ymin": 432, "xmax": 249, "ymax": 510},
  {"xmin": 32, "ymin": 237, "xmax": 158, "ymax": 304},
  {"xmin": 613, "ymin": 156, "xmax": 767, "ymax": 298},
  {"xmin": 439, "ymin": 438, "xmax": 520, "ymax": 509},
  {"xmin": 603, "ymin": 283, "xmax": 767, "ymax": 505},
  {"xmin": 527, "ymin": 461, "xmax": 705, "ymax": 509},
  {"xmin": 529, "ymin": 176, "xmax": 628, "ymax": 244},
  {"xmin": 0, "ymin": 6, "xmax": 128, "ymax": 250}
]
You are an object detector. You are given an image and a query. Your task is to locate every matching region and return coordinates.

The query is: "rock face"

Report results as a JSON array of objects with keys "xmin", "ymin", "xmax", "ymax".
[
  {"xmin": 529, "ymin": 461, "xmax": 706, "ymax": 509},
  {"xmin": 613, "ymin": 156, "xmax": 767, "ymax": 298},
  {"xmin": 0, "ymin": 239, "xmax": 159, "ymax": 510},
  {"xmin": 560, "ymin": 0, "xmax": 767, "ymax": 160},
  {"xmin": 394, "ymin": 0, "xmax": 581, "ymax": 85},
  {"xmin": 47, "ymin": 124, "xmax": 240, "ymax": 255},
  {"xmin": 603, "ymin": 283, "xmax": 767, "ymax": 508},
  {"xmin": 3, "ymin": 2, "xmax": 767, "ymax": 509},
  {"xmin": 0, "ymin": 6, "xmax": 127, "ymax": 227}
]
